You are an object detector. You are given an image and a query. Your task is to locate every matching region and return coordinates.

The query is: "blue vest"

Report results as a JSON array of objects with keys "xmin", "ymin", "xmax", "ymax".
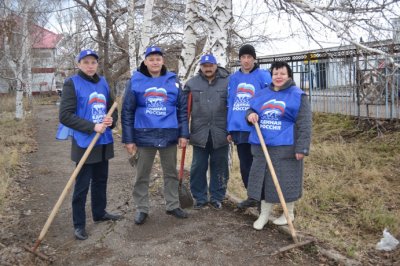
[
  {"xmin": 248, "ymin": 85, "xmax": 304, "ymax": 146},
  {"xmin": 130, "ymin": 71, "xmax": 179, "ymax": 129},
  {"xmin": 227, "ymin": 68, "xmax": 271, "ymax": 132},
  {"xmin": 56, "ymin": 75, "xmax": 113, "ymax": 148}
]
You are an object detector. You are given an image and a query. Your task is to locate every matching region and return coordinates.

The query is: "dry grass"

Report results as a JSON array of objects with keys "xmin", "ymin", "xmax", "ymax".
[
  {"xmin": 220, "ymin": 113, "xmax": 400, "ymax": 260},
  {"xmin": 0, "ymin": 95, "xmax": 36, "ymax": 212},
  {"xmin": 297, "ymin": 114, "xmax": 400, "ymax": 259}
]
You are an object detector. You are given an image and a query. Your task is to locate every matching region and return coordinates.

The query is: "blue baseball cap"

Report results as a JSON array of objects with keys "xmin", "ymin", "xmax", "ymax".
[
  {"xmin": 200, "ymin": 54, "xmax": 217, "ymax": 65},
  {"xmin": 144, "ymin": 46, "xmax": 163, "ymax": 58},
  {"xmin": 77, "ymin": 49, "xmax": 99, "ymax": 62}
]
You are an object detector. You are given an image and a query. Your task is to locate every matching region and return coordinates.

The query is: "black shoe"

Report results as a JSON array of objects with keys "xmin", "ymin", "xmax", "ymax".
[
  {"xmin": 94, "ymin": 212, "xmax": 122, "ymax": 223},
  {"xmin": 237, "ymin": 198, "xmax": 258, "ymax": 209},
  {"xmin": 193, "ymin": 202, "xmax": 208, "ymax": 210},
  {"xmin": 74, "ymin": 228, "xmax": 88, "ymax": 240},
  {"xmin": 210, "ymin": 200, "xmax": 222, "ymax": 210},
  {"xmin": 166, "ymin": 208, "xmax": 188, "ymax": 219},
  {"xmin": 134, "ymin": 212, "xmax": 148, "ymax": 225}
]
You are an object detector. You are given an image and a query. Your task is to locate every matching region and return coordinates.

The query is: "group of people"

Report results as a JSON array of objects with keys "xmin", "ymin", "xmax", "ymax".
[{"xmin": 58, "ymin": 44, "xmax": 312, "ymax": 240}]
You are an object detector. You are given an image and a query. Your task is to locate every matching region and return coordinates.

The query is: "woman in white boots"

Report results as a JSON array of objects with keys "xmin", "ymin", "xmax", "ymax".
[{"xmin": 245, "ymin": 61, "xmax": 312, "ymax": 230}]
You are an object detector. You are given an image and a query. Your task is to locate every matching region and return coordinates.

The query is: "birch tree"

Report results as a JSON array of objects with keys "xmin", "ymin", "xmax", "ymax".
[
  {"xmin": 15, "ymin": 1, "xmax": 31, "ymax": 119},
  {"xmin": 128, "ymin": 0, "xmax": 137, "ymax": 72},
  {"xmin": 261, "ymin": 0, "xmax": 400, "ymax": 64},
  {"xmin": 203, "ymin": 0, "xmax": 233, "ymax": 68},
  {"xmin": 138, "ymin": 0, "xmax": 155, "ymax": 62},
  {"xmin": 178, "ymin": 0, "xmax": 198, "ymax": 82}
]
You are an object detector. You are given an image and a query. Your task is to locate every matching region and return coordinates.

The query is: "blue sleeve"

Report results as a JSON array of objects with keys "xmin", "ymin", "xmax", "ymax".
[
  {"xmin": 261, "ymin": 69, "xmax": 272, "ymax": 88},
  {"xmin": 176, "ymin": 80, "xmax": 189, "ymax": 138},
  {"xmin": 121, "ymin": 79, "xmax": 137, "ymax": 143}
]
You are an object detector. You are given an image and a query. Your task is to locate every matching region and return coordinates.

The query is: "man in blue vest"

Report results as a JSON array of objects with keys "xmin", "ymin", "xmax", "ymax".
[
  {"xmin": 121, "ymin": 46, "xmax": 190, "ymax": 225},
  {"xmin": 227, "ymin": 44, "xmax": 272, "ymax": 209},
  {"xmin": 59, "ymin": 49, "xmax": 120, "ymax": 240}
]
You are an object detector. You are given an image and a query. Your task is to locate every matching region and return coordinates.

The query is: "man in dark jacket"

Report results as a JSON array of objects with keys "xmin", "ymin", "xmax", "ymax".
[
  {"xmin": 58, "ymin": 49, "xmax": 120, "ymax": 240},
  {"xmin": 121, "ymin": 46, "xmax": 190, "ymax": 225},
  {"xmin": 184, "ymin": 54, "xmax": 230, "ymax": 210}
]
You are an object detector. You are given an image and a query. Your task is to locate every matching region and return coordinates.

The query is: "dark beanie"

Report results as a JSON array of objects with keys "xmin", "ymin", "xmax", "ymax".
[{"xmin": 239, "ymin": 44, "xmax": 256, "ymax": 59}]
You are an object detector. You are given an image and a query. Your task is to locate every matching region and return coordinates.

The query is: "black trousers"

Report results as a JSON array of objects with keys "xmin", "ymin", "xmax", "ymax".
[
  {"xmin": 72, "ymin": 160, "xmax": 108, "ymax": 229},
  {"xmin": 236, "ymin": 143, "xmax": 253, "ymax": 189}
]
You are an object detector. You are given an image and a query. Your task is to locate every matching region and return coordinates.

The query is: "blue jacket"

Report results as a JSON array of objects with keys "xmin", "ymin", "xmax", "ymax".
[{"xmin": 121, "ymin": 62, "xmax": 189, "ymax": 147}]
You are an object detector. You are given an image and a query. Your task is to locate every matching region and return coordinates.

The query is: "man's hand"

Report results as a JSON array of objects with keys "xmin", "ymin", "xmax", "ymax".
[
  {"xmin": 125, "ymin": 143, "xmax": 137, "ymax": 155},
  {"xmin": 178, "ymin": 138, "xmax": 188, "ymax": 149},
  {"xmin": 295, "ymin": 153, "xmax": 305, "ymax": 160}
]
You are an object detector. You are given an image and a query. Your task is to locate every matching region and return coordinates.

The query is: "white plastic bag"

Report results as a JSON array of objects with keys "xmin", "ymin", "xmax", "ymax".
[{"xmin": 376, "ymin": 228, "xmax": 399, "ymax": 251}]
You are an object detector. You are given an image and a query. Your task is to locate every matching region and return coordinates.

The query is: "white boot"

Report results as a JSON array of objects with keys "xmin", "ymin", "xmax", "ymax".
[
  {"xmin": 273, "ymin": 202, "xmax": 295, "ymax": 226},
  {"xmin": 253, "ymin": 200, "xmax": 272, "ymax": 230}
]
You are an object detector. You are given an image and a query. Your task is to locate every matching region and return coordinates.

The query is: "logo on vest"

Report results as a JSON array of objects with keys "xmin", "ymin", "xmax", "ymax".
[
  {"xmin": 260, "ymin": 99, "xmax": 285, "ymax": 130},
  {"xmin": 144, "ymin": 87, "xmax": 167, "ymax": 116},
  {"xmin": 89, "ymin": 92, "xmax": 107, "ymax": 123},
  {"xmin": 233, "ymin": 83, "xmax": 255, "ymax": 111}
]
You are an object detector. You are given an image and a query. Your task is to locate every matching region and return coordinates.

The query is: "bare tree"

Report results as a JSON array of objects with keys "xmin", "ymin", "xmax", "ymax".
[
  {"xmin": 15, "ymin": 1, "xmax": 31, "ymax": 119},
  {"xmin": 178, "ymin": 0, "xmax": 198, "ymax": 82},
  {"xmin": 128, "ymin": 0, "xmax": 137, "ymax": 72},
  {"xmin": 202, "ymin": 0, "xmax": 233, "ymax": 68},
  {"xmin": 138, "ymin": 0, "xmax": 155, "ymax": 62}
]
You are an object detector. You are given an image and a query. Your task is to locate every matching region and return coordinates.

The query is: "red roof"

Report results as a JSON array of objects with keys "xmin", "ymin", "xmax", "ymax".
[
  {"xmin": 31, "ymin": 24, "xmax": 63, "ymax": 49},
  {"xmin": 1, "ymin": 15, "xmax": 62, "ymax": 49}
]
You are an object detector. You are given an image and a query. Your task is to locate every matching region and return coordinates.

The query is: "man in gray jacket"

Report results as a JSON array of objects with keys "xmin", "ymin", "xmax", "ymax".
[{"xmin": 184, "ymin": 54, "xmax": 230, "ymax": 210}]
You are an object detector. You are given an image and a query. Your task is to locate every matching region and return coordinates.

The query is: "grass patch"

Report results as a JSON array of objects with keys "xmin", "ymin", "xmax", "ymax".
[
  {"xmin": 227, "ymin": 112, "xmax": 400, "ymax": 260},
  {"xmin": 0, "ymin": 95, "xmax": 36, "ymax": 213}
]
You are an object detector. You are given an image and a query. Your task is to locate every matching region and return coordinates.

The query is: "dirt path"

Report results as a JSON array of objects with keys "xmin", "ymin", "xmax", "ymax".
[{"xmin": 1, "ymin": 104, "xmax": 329, "ymax": 265}]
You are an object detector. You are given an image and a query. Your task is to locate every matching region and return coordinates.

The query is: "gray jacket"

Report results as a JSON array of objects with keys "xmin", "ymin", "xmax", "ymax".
[{"xmin": 184, "ymin": 67, "xmax": 230, "ymax": 149}]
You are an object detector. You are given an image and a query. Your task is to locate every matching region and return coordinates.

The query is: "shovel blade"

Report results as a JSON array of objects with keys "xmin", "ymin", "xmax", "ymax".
[{"xmin": 179, "ymin": 183, "xmax": 193, "ymax": 209}]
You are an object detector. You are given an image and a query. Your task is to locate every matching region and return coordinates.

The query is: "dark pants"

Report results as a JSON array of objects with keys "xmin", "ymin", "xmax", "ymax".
[
  {"xmin": 236, "ymin": 143, "xmax": 253, "ymax": 189},
  {"xmin": 72, "ymin": 160, "xmax": 108, "ymax": 229},
  {"xmin": 190, "ymin": 135, "xmax": 229, "ymax": 204}
]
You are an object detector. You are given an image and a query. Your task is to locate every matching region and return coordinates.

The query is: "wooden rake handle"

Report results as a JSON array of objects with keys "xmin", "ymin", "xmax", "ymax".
[
  {"xmin": 254, "ymin": 122, "xmax": 299, "ymax": 244},
  {"xmin": 31, "ymin": 101, "xmax": 118, "ymax": 252},
  {"xmin": 179, "ymin": 92, "xmax": 192, "ymax": 182}
]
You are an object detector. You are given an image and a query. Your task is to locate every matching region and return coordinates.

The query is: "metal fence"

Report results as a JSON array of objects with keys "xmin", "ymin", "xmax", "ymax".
[{"xmin": 254, "ymin": 43, "xmax": 400, "ymax": 120}]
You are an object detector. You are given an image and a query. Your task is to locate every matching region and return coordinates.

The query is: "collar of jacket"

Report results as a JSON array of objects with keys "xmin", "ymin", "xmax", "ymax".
[
  {"xmin": 138, "ymin": 61, "xmax": 167, "ymax": 77},
  {"xmin": 239, "ymin": 63, "xmax": 259, "ymax": 73},
  {"xmin": 199, "ymin": 66, "xmax": 229, "ymax": 81},
  {"xmin": 78, "ymin": 70, "xmax": 100, "ymax": 83},
  {"xmin": 270, "ymin": 78, "xmax": 296, "ymax": 91}
]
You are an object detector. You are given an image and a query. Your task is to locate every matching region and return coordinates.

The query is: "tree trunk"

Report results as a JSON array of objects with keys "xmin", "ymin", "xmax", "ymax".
[
  {"xmin": 139, "ymin": 0, "xmax": 155, "ymax": 62},
  {"xmin": 128, "ymin": 0, "xmax": 137, "ymax": 72},
  {"xmin": 15, "ymin": 1, "xmax": 32, "ymax": 119},
  {"xmin": 203, "ymin": 0, "xmax": 233, "ymax": 69},
  {"xmin": 178, "ymin": 0, "xmax": 198, "ymax": 82}
]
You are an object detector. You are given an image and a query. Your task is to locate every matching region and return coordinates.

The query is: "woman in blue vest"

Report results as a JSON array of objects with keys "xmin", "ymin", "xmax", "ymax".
[
  {"xmin": 245, "ymin": 61, "xmax": 312, "ymax": 230},
  {"xmin": 58, "ymin": 49, "xmax": 120, "ymax": 240},
  {"xmin": 121, "ymin": 46, "xmax": 190, "ymax": 225}
]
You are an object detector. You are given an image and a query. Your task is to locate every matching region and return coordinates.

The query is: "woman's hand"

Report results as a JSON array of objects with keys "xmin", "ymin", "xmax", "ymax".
[
  {"xmin": 295, "ymin": 153, "xmax": 305, "ymax": 160},
  {"xmin": 103, "ymin": 116, "xmax": 113, "ymax": 127},
  {"xmin": 94, "ymin": 123, "xmax": 106, "ymax": 133},
  {"xmin": 247, "ymin": 113, "xmax": 259, "ymax": 124}
]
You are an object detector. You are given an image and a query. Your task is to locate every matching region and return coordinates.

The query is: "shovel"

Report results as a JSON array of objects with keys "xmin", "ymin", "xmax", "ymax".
[
  {"xmin": 178, "ymin": 145, "xmax": 193, "ymax": 208},
  {"xmin": 178, "ymin": 92, "xmax": 193, "ymax": 208},
  {"xmin": 25, "ymin": 102, "xmax": 118, "ymax": 260}
]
